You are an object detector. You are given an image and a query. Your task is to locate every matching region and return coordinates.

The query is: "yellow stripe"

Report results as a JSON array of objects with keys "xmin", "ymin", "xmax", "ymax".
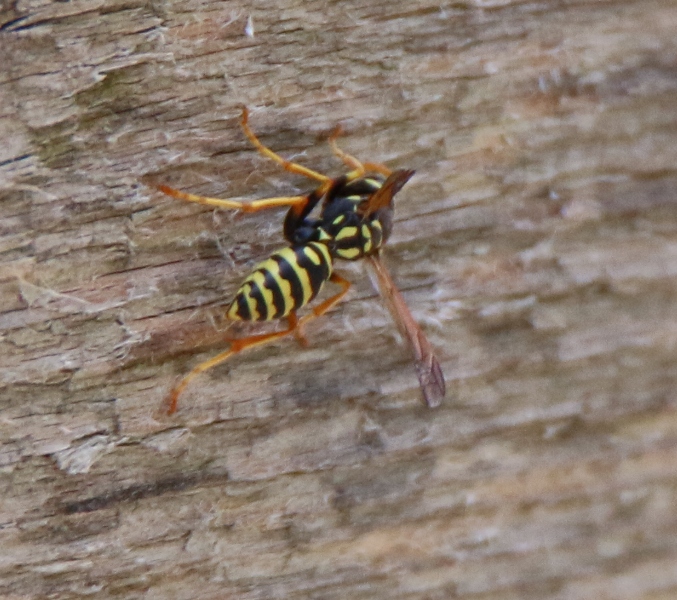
[
  {"xmin": 227, "ymin": 302, "xmax": 240, "ymax": 320},
  {"xmin": 335, "ymin": 226, "xmax": 358, "ymax": 241},
  {"xmin": 282, "ymin": 247, "xmax": 313, "ymax": 306},
  {"xmin": 295, "ymin": 263, "xmax": 313, "ymax": 305},
  {"xmin": 362, "ymin": 224, "xmax": 372, "ymax": 253},
  {"xmin": 244, "ymin": 283, "xmax": 260, "ymax": 320},
  {"xmin": 303, "ymin": 245, "xmax": 322, "ymax": 265},
  {"xmin": 338, "ymin": 247, "xmax": 360, "ymax": 259},
  {"xmin": 310, "ymin": 242, "xmax": 332, "ymax": 273},
  {"xmin": 332, "ymin": 215, "xmax": 345, "ymax": 226},
  {"xmin": 259, "ymin": 257, "xmax": 292, "ymax": 316},
  {"xmin": 228, "ymin": 283, "xmax": 259, "ymax": 321},
  {"xmin": 250, "ymin": 271, "xmax": 275, "ymax": 318}
]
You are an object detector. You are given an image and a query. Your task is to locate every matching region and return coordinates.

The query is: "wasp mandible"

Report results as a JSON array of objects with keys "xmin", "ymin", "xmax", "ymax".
[{"xmin": 154, "ymin": 107, "xmax": 445, "ymax": 413}]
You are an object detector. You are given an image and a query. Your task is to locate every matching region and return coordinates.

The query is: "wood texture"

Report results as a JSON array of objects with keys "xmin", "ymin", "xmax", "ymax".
[{"xmin": 2, "ymin": 0, "xmax": 677, "ymax": 598}]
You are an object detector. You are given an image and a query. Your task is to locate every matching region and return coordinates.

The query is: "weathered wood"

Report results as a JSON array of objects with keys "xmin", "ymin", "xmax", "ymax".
[{"xmin": 2, "ymin": 0, "xmax": 677, "ymax": 598}]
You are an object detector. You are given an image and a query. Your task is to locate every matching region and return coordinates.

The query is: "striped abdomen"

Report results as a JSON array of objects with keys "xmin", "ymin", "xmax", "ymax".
[{"xmin": 226, "ymin": 242, "xmax": 333, "ymax": 321}]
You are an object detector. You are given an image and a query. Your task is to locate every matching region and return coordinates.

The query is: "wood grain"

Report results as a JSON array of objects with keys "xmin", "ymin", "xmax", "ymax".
[{"xmin": 2, "ymin": 0, "xmax": 677, "ymax": 598}]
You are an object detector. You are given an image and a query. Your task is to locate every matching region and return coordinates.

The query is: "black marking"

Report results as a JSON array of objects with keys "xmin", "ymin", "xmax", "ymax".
[
  {"xmin": 234, "ymin": 291, "xmax": 252, "ymax": 320},
  {"xmin": 300, "ymin": 244, "xmax": 331, "ymax": 301},
  {"xmin": 262, "ymin": 268, "xmax": 287, "ymax": 319},
  {"xmin": 248, "ymin": 280, "xmax": 270, "ymax": 321},
  {"xmin": 274, "ymin": 253, "xmax": 306, "ymax": 310}
]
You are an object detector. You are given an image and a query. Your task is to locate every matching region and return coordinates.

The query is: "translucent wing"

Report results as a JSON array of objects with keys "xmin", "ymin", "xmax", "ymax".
[{"xmin": 366, "ymin": 254, "xmax": 445, "ymax": 407}]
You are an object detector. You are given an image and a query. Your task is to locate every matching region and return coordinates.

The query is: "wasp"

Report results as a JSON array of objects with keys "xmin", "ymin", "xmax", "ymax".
[{"xmin": 154, "ymin": 107, "xmax": 445, "ymax": 414}]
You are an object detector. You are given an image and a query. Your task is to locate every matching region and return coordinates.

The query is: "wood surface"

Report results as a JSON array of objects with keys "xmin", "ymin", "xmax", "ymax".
[{"xmin": 2, "ymin": 0, "xmax": 677, "ymax": 598}]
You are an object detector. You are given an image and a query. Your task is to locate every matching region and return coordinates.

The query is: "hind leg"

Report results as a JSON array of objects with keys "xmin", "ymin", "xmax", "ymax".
[{"xmin": 164, "ymin": 313, "xmax": 304, "ymax": 415}]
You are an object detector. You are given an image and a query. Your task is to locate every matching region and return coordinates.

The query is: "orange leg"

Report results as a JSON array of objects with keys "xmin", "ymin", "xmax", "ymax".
[
  {"xmin": 239, "ymin": 106, "xmax": 332, "ymax": 189},
  {"xmin": 164, "ymin": 273, "xmax": 352, "ymax": 414},
  {"xmin": 295, "ymin": 273, "xmax": 352, "ymax": 341},
  {"xmin": 155, "ymin": 183, "xmax": 309, "ymax": 214},
  {"xmin": 328, "ymin": 125, "xmax": 392, "ymax": 178},
  {"xmin": 154, "ymin": 106, "xmax": 337, "ymax": 213},
  {"xmin": 165, "ymin": 312, "xmax": 302, "ymax": 414},
  {"xmin": 155, "ymin": 109, "xmax": 392, "ymax": 211}
]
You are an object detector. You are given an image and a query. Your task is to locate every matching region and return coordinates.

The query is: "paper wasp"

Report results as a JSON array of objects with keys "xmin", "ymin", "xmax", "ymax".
[{"xmin": 154, "ymin": 107, "xmax": 445, "ymax": 414}]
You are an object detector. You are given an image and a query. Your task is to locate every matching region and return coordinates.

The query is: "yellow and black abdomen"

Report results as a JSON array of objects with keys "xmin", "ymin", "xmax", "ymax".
[{"xmin": 226, "ymin": 242, "xmax": 333, "ymax": 321}]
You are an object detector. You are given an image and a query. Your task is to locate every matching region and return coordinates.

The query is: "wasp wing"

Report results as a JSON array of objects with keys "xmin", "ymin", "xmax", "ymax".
[
  {"xmin": 366, "ymin": 253, "xmax": 445, "ymax": 408},
  {"xmin": 358, "ymin": 169, "xmax": 416, "ymax": 216}
]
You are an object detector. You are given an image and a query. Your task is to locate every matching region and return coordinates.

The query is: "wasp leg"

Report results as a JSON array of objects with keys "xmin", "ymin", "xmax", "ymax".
[
  {"xmin": 165, "ymin": 313, "xmax": 305, "ymax": 415},
  {"xmin": 295, "ymin": 273, "xmax": 352, "ymax": 342},
  {"xmin": 240, "ymin": 106, "xmax": 331, "ymax": 187},
  {"xmin": 328, "ymin": 125, "xmax": 392, "ymax": 178},
  {"xmin": 155, "ymin": 184, "xmax": 310, "ymax": 214},
  {"xmin": 164, "ymin": 275, "xmax": 352, "ymax": 415},
  {"xmin": 328, "ymin": 125, "xmax": 364, "ymax": 173}
]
